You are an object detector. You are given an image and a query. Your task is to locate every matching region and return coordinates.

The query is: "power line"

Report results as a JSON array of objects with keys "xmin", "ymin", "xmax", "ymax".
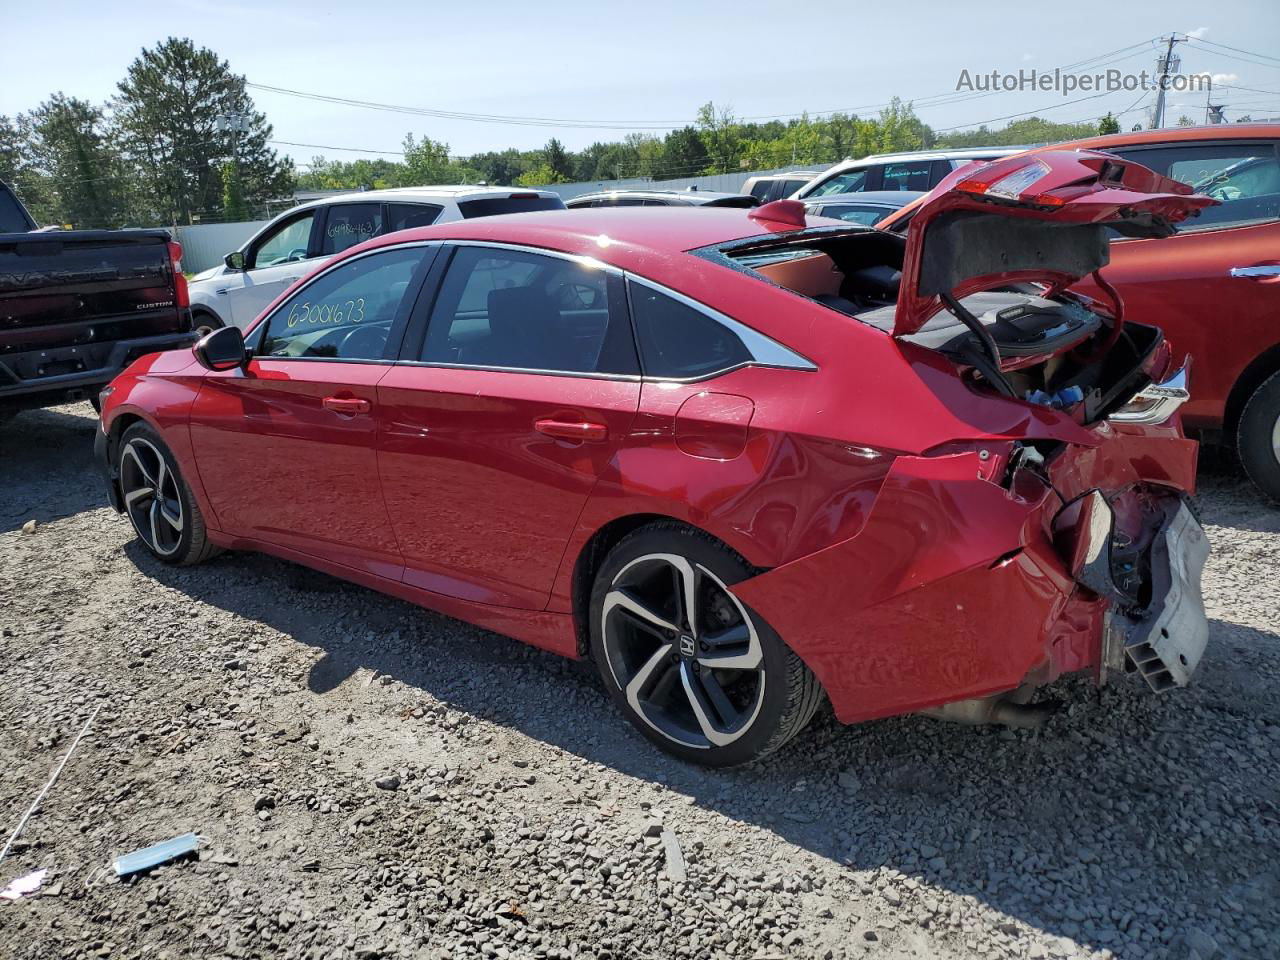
[
  {"xmin": 1186, "ymin": 37, "xmax": 1280, "ymax": 66},
  {"xmin": 247, "ymin": 38, "xmax": 1167, "ymax": 134}
]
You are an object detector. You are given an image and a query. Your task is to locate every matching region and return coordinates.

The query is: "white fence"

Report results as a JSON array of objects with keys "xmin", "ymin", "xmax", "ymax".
[{"xmin": 173, "ymin": 220, "xmax": 268, "ymax": 273}]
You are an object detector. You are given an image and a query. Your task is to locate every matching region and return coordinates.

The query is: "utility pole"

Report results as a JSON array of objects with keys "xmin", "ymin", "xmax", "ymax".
[
  {"xmin": 1150, "ymin": 34, "xmax": 1183, "ymax": 130},
  {"xmin": 216, "ymin": 112, "xmax": 250, "ymax": 220}
]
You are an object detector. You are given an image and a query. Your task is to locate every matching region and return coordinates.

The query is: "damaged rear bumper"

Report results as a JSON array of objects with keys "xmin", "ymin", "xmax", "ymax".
[
  {"xmin": 1100, "ymin": 500, "xmax": 1210, "ymax": 691},
  {"xmin": 730, "ymin": 430, "xmax": 1208, "ymax": 726}
]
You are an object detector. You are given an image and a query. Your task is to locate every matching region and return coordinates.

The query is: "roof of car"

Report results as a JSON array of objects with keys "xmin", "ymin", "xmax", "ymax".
[
  {"xmin": 1046, "ymin": 122, "xmax": 1280, "ymax": 151},
  {"xmin": 746, "ymin": 171, "xmax": 823, "ymax": 181},
  {"xmin": 804, "ymin": 190, "xmax": 927, "ymax": 206},
  {"xmin": 567, "ymin": 189, "xmax": 755, "ymax": 205},
  {"xmin": 291, "ymin": 184, "xmax": 560, "ymax": 210},
  {"xmin": 844, "ymin": 146, "xmax": 1026, "ymax": 164},
  {"xmin": 344, "ymin": 206, "xmax": 798, "ymax": 275}
]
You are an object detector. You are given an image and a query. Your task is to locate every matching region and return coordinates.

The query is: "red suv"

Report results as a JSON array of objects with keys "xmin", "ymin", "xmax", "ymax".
[{"xmin": 1045, "ymin": 125, "xmax": 1280, "ymax": 499}]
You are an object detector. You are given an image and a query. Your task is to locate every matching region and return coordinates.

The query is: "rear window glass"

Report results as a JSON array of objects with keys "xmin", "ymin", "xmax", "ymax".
[
  {"xmin": 458, "ymin": 195, "xmax": 566, "ymax": 218},
  {"xmin": 0, "ymin": 188, "xmax": 34, "ymax": 232},
  {"xmin": 386, "ymin": 202, "xmax": 442, "ymax": 232}
]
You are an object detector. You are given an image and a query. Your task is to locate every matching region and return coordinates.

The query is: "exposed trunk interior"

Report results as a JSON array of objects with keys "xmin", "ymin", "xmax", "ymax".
[{"xmin": 736, "ymin": 231, "xmax": 1161, "ymax": 423}]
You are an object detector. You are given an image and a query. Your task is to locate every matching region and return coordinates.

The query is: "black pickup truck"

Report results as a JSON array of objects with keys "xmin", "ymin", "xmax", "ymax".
[{"xmin": 0, "ymin": 180, "xmax": 195, "ymax": 418}]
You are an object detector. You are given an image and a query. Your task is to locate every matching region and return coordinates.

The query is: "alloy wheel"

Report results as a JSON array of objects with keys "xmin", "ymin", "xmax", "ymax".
[
  {"xmin": 119, "ymin": 437, "xmax": 184, "ymax": 557},
  {"xmin": 601, "ymin": 553, "xmax": 765, "ymax": 749}
]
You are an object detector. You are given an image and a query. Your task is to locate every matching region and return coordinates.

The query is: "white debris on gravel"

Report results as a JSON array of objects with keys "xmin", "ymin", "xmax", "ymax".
[{"xmin": 1, "ymin": 405, "xmax": 1278, "ymax": 960}]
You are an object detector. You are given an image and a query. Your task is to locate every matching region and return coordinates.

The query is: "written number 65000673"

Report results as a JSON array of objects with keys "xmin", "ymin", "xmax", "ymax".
[{"xmin": 286, "ymin": 298, "xmax": 366, "ymax": 328}]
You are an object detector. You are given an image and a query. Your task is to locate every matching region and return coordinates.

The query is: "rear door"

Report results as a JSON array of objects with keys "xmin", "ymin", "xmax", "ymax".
[
  {"xmin": 1071, "ymin": 139, "xmax": 1280, "ymax": 428},
  {"xmin": 377, "ymin": 243, "xmax": 641, "ymax": 609},
  {"xmin": 190, "ymin": 243, "xmax": 436, "ymax": 577}
]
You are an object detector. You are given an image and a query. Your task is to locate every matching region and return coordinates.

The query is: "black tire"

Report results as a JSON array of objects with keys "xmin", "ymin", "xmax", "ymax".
[
  {"xmin": 1237, "ymin": 369, "xmax": 1280, "ymax": 503},
  {"xmin": 191, "ymin": 309, "xmax": 224, "ymax": 337},
  {"xmin": 118, "ymin": 422, "xmax": 220, "ymax": 566},
  {"xmin": 588, "ymin": 522, "xmax": 823, "ymax": 767}
]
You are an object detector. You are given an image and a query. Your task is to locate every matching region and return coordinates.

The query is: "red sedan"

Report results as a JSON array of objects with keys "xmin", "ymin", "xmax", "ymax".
[{"xmin": 97, "ymin": 151, "xmax": 1212, "ymax": 766}]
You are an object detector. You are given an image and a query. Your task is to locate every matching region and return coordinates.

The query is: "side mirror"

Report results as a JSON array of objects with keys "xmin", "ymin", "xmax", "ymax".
[
  {"xmin": 224, "ymin": 250, "xmax": 247, "ymax": 272},
  {"xmin": 194, "ymin": 325, "xmax": 247, "ymax": 372}
]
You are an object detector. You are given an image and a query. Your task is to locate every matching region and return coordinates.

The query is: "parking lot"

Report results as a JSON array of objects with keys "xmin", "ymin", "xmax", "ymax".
[{"xmin": 1, "ymin": 403, "xmax": 1278, "ymax": 960}]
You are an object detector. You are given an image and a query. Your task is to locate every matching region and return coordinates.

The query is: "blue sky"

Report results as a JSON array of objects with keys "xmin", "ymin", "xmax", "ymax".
[{"xmin": 4, "ymin": 0, "xmax": 1278, "ymax": 170}]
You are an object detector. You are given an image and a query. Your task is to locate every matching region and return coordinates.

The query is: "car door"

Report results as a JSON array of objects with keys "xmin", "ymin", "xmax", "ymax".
[
  {"xmin": 189, "ymin": 242, "xmax": 437, "ymax": 579},
  {"xmin": 1072, "ymin": 139, "xmax": 1280, "ymax": 428},
  {"xmin": 221, "ymin": 209, "xmax": 323, "ymax": 328},
  {"xmin": 377, "ymin": 243, "xmax": 642, "ymax": 610}
]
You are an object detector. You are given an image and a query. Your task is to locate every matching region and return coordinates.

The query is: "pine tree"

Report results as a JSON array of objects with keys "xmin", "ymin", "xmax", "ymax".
[
  {"xmin": 23, "ymin": 94, "xmax": 127, "ymax": 228},
  {"xmin": 112, "ymin": 37, "xmax": 292, "ymax": 224}
]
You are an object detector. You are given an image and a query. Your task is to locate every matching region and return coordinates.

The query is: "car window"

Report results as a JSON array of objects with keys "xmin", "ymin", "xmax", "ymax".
[
  {"xmin": 386, "ymin": 202, "xmax": 443, "ymax": 233},
  {"xmin": 881, "ymin": 161, "xmax": 934, "ymax": 191},
  {"xmin": 0, "ymin": 187, "xmax": 33, "ymax": 232},
  {"xmin": 807, "ymin": 168, "xmax": 869, "ymax": 197},
  {"xmin": 320, "ymin": 203, "xmax": 383, "ymax": 256},
  {"xmin": 258, "ymin": 246, "xmax": 426, "ymax": 361},
  {"xmin": 1114, "ymin": 142, "xmax": 1280, "ymax": 231},
  {"xmin": 457, "ymin": 194, "xmax": 565, "ymax": 218},
  {"xmin": 629, "ymin": 281, "xmax": 752, "ymax": 379},
  {"xmin": 818, "ymin": 204, "xmax": 889, "ymax": 227},
  {"xmin": 250, "ymin": 212, "xmax": 315, "ymax": 269},
  {"xmin": 420, "ymin": 246, "xmax": 637, "ymax": 375},
  {"xmin": 746, "ymin": 179, "xmax": 772, "ymax": 201},
  {"xmin": 782, "ymin": 178, "xmax": 809, "ymax": 196}
]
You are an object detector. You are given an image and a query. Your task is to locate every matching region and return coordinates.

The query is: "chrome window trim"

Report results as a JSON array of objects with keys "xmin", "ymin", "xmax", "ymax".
[
  {"xmin": 445, "ymin": 238, "xmax": 624, "ymax": 277},
  {"xmin": 626, "ymin": 273, "xmax": 818, "ymax": 376},
  {"xmin": 249, "ymin": 240, "xmax": 441, "ymax": 360}
]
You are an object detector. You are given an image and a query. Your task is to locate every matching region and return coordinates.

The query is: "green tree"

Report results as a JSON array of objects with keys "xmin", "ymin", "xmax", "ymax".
[
  {"xmin": 220, "ymin": 160, "xmax": 247, "ymax": 221},
  {"xmin": 661, "ymin": 126, "xmax": 710, "ymax": 179},
  {"xmin": 696, "ymin": 102, "xmax": 744, "ymax": 174},
  {"xmin": 543, "ymin": 137, "xmax": 573, "ymax": 181},
  {"xmin": 1097, "ymin": 113, "xmax": 1121, "ymax": 135},
  {"xmin": 1176, "ymin": 115, "xmax": 1194, "ymax": 127},
  {"xmin": 113, "ymin": 37, "xmax": 292, "ymax": 224},
  {"xmin": 517, "ymin": 162, "xmax": 561, "ymax": 186},
  {"xmin": 401, "ymin": 133, "xmax": 482, "ymax": 185},
  {"xmin": 22, "ymin": 94, "xmax": 127, "ymax": 228}
]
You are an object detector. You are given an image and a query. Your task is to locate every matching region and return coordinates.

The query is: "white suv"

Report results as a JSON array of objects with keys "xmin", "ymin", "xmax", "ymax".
[
  {"xmin": 792, "ymin": 147, "xmax": 1027, "ymax": 200},
  {"xmin": 188, "ymin": 186, "xmax": 565, "ymax": 330}
]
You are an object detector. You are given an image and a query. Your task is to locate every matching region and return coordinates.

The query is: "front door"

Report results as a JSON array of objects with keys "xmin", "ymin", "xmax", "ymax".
[
  {"xmin": 377, "ymin": 244, "xmax": 642, "ymax": 609},
  {"xmin": 189, "ymin": 243, "xmax": 434, "ymax": 578},
  {"xmin": 221, "ymin": 208, "xmax": 324, "ymax": 328}
]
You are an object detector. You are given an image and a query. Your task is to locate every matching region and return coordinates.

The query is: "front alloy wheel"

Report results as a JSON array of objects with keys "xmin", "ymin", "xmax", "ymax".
[
  {"xmin": 120, "ymin": 437, "xmax": 184, "ymax": 556},
  {"xmin": 590, "ymin": 523, "xmax": 822, "ymax": 766},
  {"xmin": 116, "ymin": 423, "xmax": 218, "ymax": 566}
]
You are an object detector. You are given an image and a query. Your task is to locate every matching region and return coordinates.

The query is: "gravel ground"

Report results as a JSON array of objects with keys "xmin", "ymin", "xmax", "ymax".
[{"xmin": 1, "ymin": 403, "xmax": 1277, "ymax": 960}]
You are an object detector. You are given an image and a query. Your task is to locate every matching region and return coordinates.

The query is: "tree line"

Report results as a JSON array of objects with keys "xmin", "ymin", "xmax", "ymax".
[{"xmin": 1, "ymin": 36, "xmax": 1119, "ymax": 229}]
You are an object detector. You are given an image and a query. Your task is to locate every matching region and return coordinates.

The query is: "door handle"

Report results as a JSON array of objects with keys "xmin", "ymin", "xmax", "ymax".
[
  {"xmin": 323, "ymin": 396, "xmax": 372, "ymax": 415},
  {"xmin": 535, "ymin": 418, "xmax": 608, "ymax": 442},
  {"xmin": 1230, "ymin": 265, "xmax": 1280, "ymax": 279}
]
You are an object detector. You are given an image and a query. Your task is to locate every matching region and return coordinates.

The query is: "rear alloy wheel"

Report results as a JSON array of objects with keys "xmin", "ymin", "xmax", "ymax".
[
  {"xmin": 590, "ymin": 523, "xmax": 822, "ymax": 766},
  {"xmin": 1237, "ymin": 369, "xmax": 1280, "ymax": 503},
  {"xmin": 118, "ymin": 423, "xmax": 218, "ymax": 565}
]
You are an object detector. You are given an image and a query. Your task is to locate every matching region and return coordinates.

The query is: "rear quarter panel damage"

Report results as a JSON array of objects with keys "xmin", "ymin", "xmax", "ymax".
[{"xmin": 729, "ymin": 451, "xmax": 1103, "ymax": 723}]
